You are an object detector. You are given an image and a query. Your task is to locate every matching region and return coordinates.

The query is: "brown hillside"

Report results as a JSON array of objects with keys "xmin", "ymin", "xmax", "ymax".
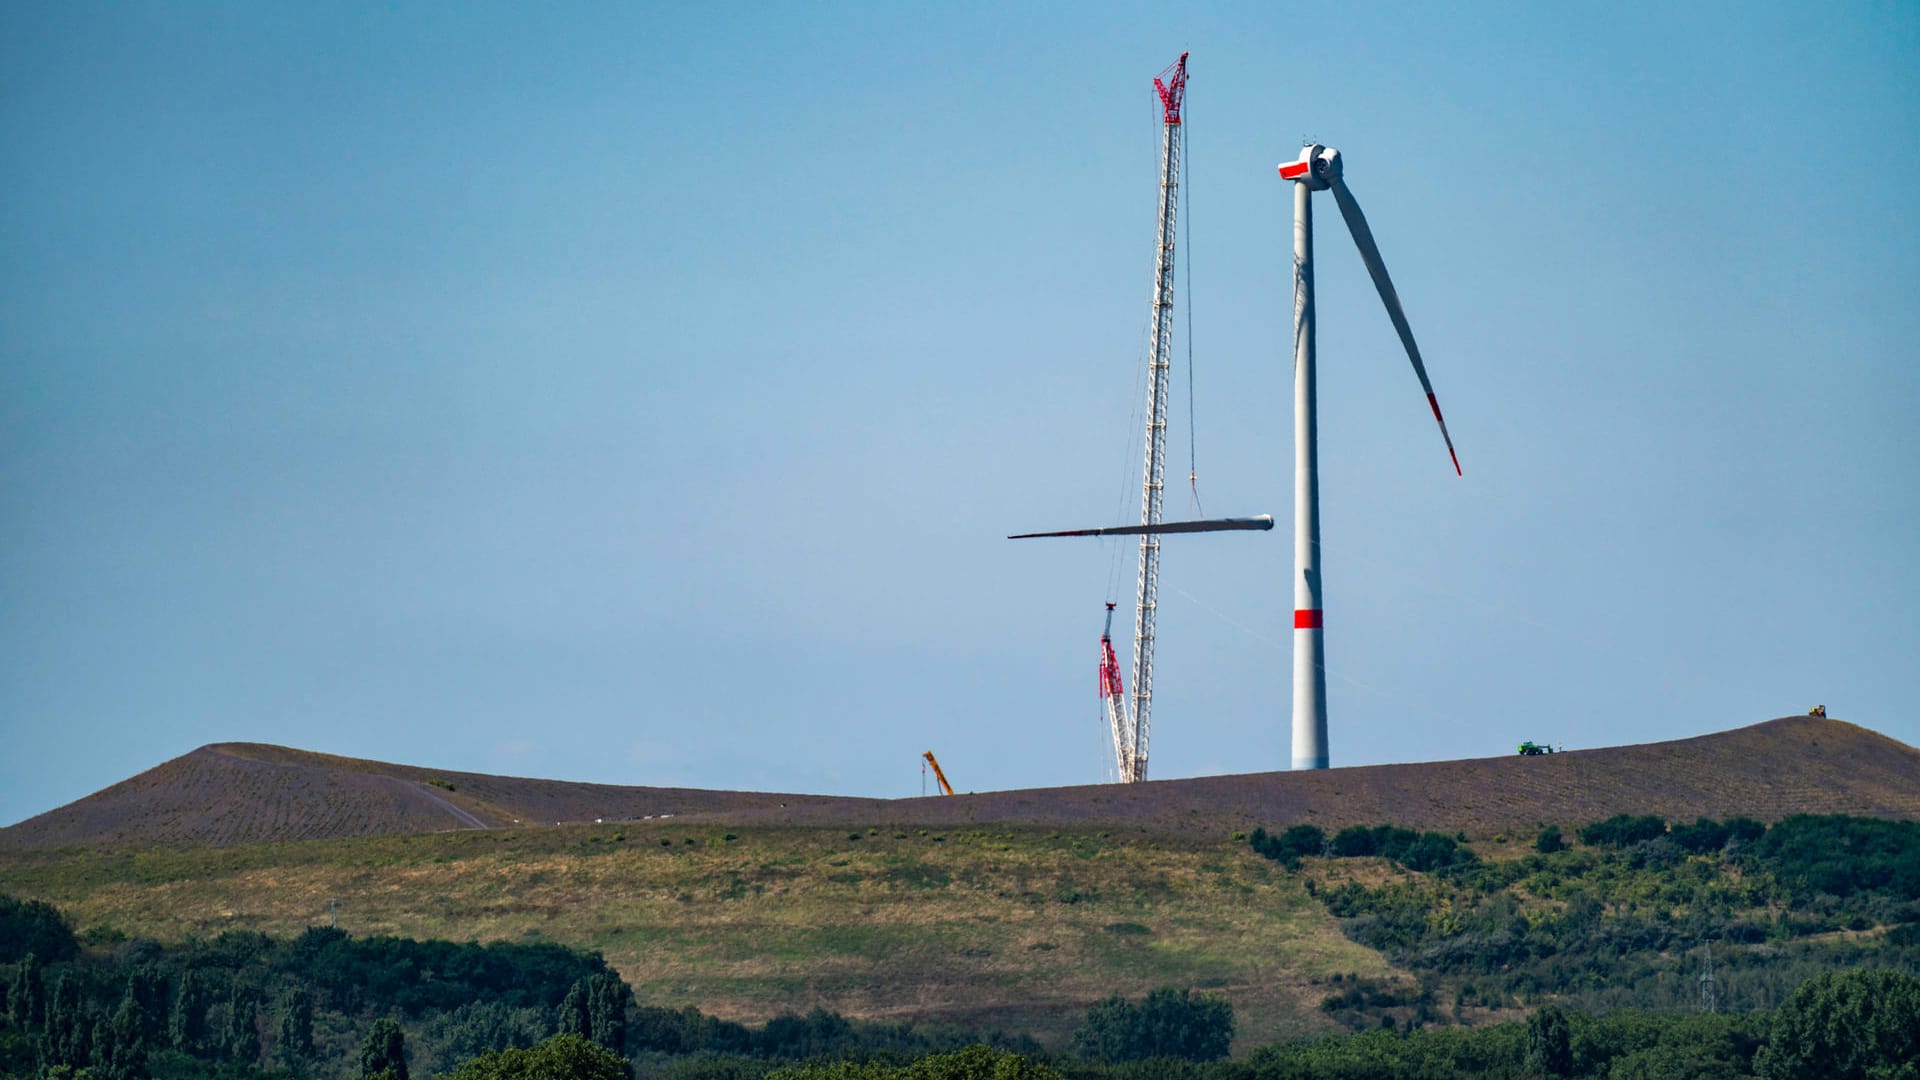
[{"xmin": 4, "ymin": 716, "xmax": 1916, "ymax": 851}]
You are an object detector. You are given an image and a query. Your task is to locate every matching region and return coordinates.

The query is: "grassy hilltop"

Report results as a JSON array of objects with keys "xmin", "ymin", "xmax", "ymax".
[{"xmin": 3, "ymin": 714, "xmax": 1918, "ymax": 1052}]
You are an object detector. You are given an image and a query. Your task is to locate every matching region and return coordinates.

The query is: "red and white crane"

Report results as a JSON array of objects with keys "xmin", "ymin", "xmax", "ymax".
[{"xmin": 1012, "ymin": 53, "xmax": 1271, "ymax": 783}]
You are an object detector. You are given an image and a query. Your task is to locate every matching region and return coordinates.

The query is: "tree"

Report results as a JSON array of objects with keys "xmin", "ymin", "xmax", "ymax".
[
  {"xmin": 1524, "ymin": 1004, "xmax": 1571, "ymax": 1078},
  {"xmin": 446, "ymin": 1033, "xmax": 627, "ymax": 1080},
  {"xmin": 1756, "ymin": 969, "xmax": 1920, "ymax": 1080},
  {"xmin": 278, "ymin": 986, "xmax": 314, "ymax": 1067},
  {"xmin": 98, "ymin": 986, "xmax": 150, "ymax": 1080},
  {"xmin": 168, "ymin": 969, "xmax": 208, "ymax": 1053},
  {"xmin": 39, "ymin": 972, "xmax": 87, "ymax": 1070},
  {"xmin": 360, "ymin": 1017, "xmax": 410, "ymax": 1080},
  {"xmin": 586, "ymin": 973, "xmax": 626, "ymax": 1056},
  {"xmin": 223, "ymin": 988, "xmax": 259, "ymax": 1064},
  {"xmin": 1535, "ymin": 825, "xmax": 1565, "ymax": 855},
  {"xmin": 556, "ymin": 981, "xmax": 589, "ymax": 1039},
  {"xmin": 1070, "ymin": 987, "xmax": 1232, "ymax": 1063},
  {"xmin": 6, "ymin": 952, "xmax": 44, "ymax": 1029},
  {"xmin": 0, "ymin": 896, "xmax": 79, "ymax": 964},
  {"xmin": 126, "ymin": 966, "xmax": 167, "ymax": 1047}
]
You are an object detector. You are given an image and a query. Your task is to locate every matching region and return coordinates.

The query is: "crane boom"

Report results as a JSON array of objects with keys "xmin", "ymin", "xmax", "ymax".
[
  {"xmin": 921, "ymin": 751, "xmax": 955, "ymax": 796},
  {"xmin": 1126, "ymin": 51, "xmax": 1189, "ymax": 784},
  {"xmin": 1098, "ymin": 603, "xmax": 1130, "ymax": 780}
]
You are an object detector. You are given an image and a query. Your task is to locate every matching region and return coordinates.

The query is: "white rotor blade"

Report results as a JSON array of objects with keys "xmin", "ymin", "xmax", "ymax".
[
  {"xmin": 1009, "ymin": 514, "xmax": 1273, "ymax": 540},
  {"xmin": 1327, "ymin": 175, "xmax": 1462, "ymax": 476}
]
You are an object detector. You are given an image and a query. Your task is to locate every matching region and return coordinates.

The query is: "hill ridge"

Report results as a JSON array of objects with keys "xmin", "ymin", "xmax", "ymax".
[{"xmin": 5, "ymin": 715, "xmax": 1917, "ymax": 851}]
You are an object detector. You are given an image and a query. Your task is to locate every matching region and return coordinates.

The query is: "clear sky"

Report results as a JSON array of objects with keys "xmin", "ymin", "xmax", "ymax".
[{"xmin": 3, "ymin": 3, "xmax": 1916, "ymax": 826}]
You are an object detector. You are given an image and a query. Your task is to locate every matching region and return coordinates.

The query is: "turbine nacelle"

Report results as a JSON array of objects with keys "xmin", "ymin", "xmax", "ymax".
[{"xmin": 1277, "ymin": 144, "xmax": 1339, "ymax": 190}]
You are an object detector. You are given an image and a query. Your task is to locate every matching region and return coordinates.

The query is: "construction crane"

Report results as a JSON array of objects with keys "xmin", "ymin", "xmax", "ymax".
[
  {"xmin": 921, "ymin": 751, "xmax": 955, "ymax": 796},
  {"xmin": 1010, "ymin": 53, "xmax": 1271, "ymax": 784},
  {"xmin": 1121, "ymin": 51, "xmax": 1190, "ymax": 785},
  {"xmin": 1098, "ymin": 603, "xmax": 1128, "ymax": 773}
]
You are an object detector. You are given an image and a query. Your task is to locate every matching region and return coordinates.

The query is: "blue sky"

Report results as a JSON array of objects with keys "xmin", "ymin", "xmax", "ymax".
[{"xmin": 3, "ymin": 3, "xmax": 1916, "ymax": 826}]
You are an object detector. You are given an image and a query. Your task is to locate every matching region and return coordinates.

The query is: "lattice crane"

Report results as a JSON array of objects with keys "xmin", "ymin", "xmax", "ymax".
[{"xmin": 1011, "ymin": 53, "xmax": 1272, "ymax": 784}]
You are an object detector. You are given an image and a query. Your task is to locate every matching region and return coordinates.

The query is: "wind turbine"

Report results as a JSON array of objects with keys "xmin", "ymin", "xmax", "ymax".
[{"xmin": 1279, "ymin": 144, "xmax": 1461, "ymax": 770}]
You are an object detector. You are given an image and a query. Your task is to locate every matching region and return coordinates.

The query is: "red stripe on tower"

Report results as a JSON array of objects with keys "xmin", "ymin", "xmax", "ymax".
[
  {"xmin": 1294, "ymin": 609, "xmax": 1323, "ymax": 629},
  {"xmin": 1279, "ymin": 161, "xmax": 1312, "ymax": 180}
]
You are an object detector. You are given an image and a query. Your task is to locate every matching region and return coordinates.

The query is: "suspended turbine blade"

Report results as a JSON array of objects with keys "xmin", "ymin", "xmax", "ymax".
[
  {"xmin": 1327, "ymin": 175, "xmax": 1462, "ymax": 475},
  {"xmin": 1009, "ymin": 514, "xmax": 1274, "ymax": 540}
]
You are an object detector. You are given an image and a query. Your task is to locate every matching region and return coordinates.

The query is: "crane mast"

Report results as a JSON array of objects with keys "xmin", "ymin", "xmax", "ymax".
[
  {"xmin": 1013, "ymin": 55, "xmax": 1268, "ymax": 784},
  {"xmin": 1122, "ymin": 51, "xmax": 1189, "ymax": 784}
]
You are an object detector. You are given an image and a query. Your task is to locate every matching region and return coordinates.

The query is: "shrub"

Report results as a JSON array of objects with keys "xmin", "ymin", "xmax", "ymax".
[
  {"xmin": 1535, "ymin": 825, "xmax": 1566, "ymax": 854},
  {"xmin": 1323, "ymin": 826, "xmax": 1476, "ymax": 871},
  {"xmin": 0, "ymin": 896, "xmax": 78, "ymax": 964},
  {"xmin": 1249, "ymin": 825, "xmax": 1325, "ymax": 867},
  {"xmin": 1668, "ymin": 818, "xmax": 1731, "ymax": 854},
  {"xmin": 1578, "ymin": 814, "xmax": 1668, "ymax": 848},
  {"xmin": 1331, "ymin": 826, "xmax": 1379, "ymax": 858},
  {"xmin": 1070, "ymin": 987, "xmax": 1233, "ymax": 1063}
]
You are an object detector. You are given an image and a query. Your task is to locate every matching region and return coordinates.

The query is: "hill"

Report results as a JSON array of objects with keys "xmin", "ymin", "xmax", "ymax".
[
  {"xmin": 2, "ymin": 716, "xmax": 1917, "ymax": 1048},
  {"xmin": 3, "ymin": 715, "xmax": 1918, "ymax": 852}
]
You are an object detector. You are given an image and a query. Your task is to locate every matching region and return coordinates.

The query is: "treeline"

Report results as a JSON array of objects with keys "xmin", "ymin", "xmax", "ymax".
[
  {"xmin": 759, "ymin": 968, "xmax": 1920, "ymax": 1079},
  {"xmin": 0, "ymin": 899, "xmax": 1036, "ymax": 1079}
]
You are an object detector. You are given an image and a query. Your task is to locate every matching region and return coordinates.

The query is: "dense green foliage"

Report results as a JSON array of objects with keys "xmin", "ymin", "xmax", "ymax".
[
  {"xmin": 1270, "ymin": 813, "xmax": 1920, "ymax": 1023},
  {"xmin": 447, "ymin": 1034, "xmax": 627, "ymax": 1079},
  {"xmin": 1249, "ymin": 824, "xmax": 1475, "ymax": 874},
  {"xmin": 1753, "ymin": 969, "xmax": 1920, "ymax": 1080},
  {"xmin": 767, "ymin": 1045, "xmax": 1061, "ymax": 1079},
  {"xmin": 1523, "ymin": 1004, "xmax": 1571, "ymax": 1077},
  {"xmin": 359, "ymin": 1017, "xmax": 408, "ymax": 1080},
  {"xmin": 1534, "ymin": 825, "xmax": 1565, "ymax": 855},
  {"xmin": 1247, "ymin": 826, "xmax": 1323, "ymax": 869},
  {"xmin": 283, "ymin": 926, "xmax": 609, "ymax": 1016},
  {"xmin": 0, "ymin": 900, "xmax": 76, "ymax": 966},
  {"xmin": 1576, "ymin": 814, "xmax": 1669, "ymax": 849},
  {"xmin": 1754, "ymin": 814, "xmax": 1920, "ymax": 900},
  {"xmin": 1069, "ymin": 988, "xmax": 1232, "ymax": 1063},
  {"xmin": 1327, "ymin": 826, "xmax": 1476, "ymax": 872}
]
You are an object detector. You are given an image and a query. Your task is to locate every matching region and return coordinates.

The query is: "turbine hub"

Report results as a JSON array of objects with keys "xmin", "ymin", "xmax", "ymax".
[
  {"xmin": 1281, "ymin": 144, "xmax": 1334, "ymax": 190},
  {"xmin": 1312, "ymin": 146, "xmax": 1343, "ymax": 185}
]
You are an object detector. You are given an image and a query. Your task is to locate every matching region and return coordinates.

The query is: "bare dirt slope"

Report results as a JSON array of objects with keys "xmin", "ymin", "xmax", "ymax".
[{"xmin": 5, "ymin": 716, "xmax": 1916, "ymax": 851}]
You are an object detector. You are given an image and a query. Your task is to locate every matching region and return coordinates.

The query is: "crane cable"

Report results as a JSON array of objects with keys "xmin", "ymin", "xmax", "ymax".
[{"xmin": 1181, "ymin": 110, "xmax": 1202, "ymax": 517}]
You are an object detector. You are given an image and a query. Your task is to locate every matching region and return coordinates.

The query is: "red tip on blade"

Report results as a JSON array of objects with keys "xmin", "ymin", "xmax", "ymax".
[
  {"xmin": 1278, "ymin": 161, "xmax": 1312, "ymax": 180},
  {"xmin": 1426, "ymin": 393, "xmax": 1462, "ymax": 475}
]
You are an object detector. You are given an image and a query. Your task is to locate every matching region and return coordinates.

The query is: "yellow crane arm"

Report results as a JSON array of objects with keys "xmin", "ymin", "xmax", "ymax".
[{"xmin": 921, "ymin": 751, "xmax": 955, "ymax": 796}]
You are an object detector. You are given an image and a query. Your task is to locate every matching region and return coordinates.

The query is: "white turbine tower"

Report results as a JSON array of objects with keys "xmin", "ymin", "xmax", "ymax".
[{"xmin": 1279, "ymin": 144, "xmax": 1461, "ymax": 770}]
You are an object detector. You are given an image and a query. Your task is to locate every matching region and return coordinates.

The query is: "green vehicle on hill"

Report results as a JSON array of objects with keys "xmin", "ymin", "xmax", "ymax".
[{"xmin": 1517, "ymin": 741, "xmax": 1556, "ymax": 755}]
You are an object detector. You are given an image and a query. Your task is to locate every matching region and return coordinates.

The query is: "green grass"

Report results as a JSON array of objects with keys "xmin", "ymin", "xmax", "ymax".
[{"xmin": 0, "ymin": 823, "xmax": 1387, "ymax": 1048}]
